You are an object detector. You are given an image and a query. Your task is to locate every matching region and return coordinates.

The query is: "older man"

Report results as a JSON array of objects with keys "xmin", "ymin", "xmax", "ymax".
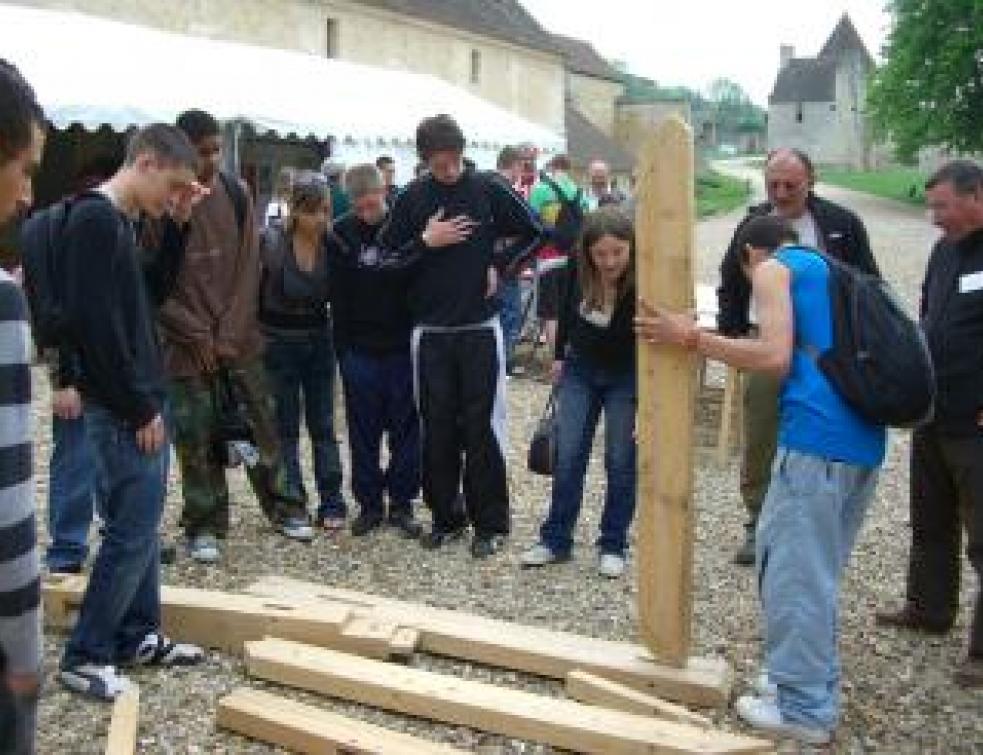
[
  {"xmin": 586, "ymin": 159, "xmax": 624, "ymax": 210},
  {"xmin": 718, "ymin": 148, "xmax": 879, "ymax": 565},
  {"xmin": 876, "ymin": 161, "xmax": 983, "ymax": 688}
]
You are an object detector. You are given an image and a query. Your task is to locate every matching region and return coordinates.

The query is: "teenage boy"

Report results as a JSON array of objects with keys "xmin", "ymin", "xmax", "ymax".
[
  {"xmin": 328, "ymin": 164, "xmax": 421, "ymax": 538},
  {"xmin": 636, "ymin": 215, "xmax": 885, "ymax": 745},
  {"xmin": 58, "ymin": 124, "xmax": 207, "ymax": 701},
  {"xmin": 0, "ymin": 57, "xmax": 45, "ymax": 754},
  {"xmin": 381, "ymin": 115, "xmax": 544, "ymax": 558},
  {"xmin": 162, "ymin": 110, "xmax": 312, "ymax": 565}
]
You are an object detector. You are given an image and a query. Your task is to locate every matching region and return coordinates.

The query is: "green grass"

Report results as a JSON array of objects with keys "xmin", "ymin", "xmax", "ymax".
[
  {"xmin": 696, "ymin": 170, "xmax": 752, "ymax": 218},
  {"xmin": 818, "ymin": 166, "xmax": 927, "ymax": 205}
]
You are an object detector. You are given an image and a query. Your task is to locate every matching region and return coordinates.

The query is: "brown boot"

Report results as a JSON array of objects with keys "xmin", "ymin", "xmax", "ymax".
[
  {"xmin": 954, "ymin": 657, "xmax": 983, "ymax": 689},
  {"xmin": 875, "ymin": 604, "xmax": 951, "ymax": 635}
]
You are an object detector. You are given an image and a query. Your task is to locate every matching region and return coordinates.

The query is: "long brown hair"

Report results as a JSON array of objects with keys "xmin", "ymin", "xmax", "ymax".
[{"xmin": 577, "ymin": 206, "xmax": 635, "ymax": 311}]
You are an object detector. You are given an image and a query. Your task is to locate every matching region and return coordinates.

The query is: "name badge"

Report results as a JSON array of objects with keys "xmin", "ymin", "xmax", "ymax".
[{"xmin": 959, "ymin": 271, "xmax": 983, "ymax": 294}]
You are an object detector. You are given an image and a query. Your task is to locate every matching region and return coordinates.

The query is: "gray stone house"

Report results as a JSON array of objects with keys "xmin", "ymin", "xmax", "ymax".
[{"xmin": 767, "ymin": 14, "xmax": 875, "ymax": 168}]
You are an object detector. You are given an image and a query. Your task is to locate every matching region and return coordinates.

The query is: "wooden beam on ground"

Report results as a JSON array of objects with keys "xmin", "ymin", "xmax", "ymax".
[
  {"xmin": 42, "ymin": 576, "xmax": 415, "ymax": 661},
  {"xmin": 635, "ymin": 115, "xmax": 698, "ymax": 665},
  {"xmin": 104, "ymin": 685, "xmax": 139, "ymax": 755},
  {"xmin": 245, "ymin": 639, "xmax": 771, "ymax": 755},
  {"xmin": 217, "ymin": 687, "xmax": 465, "ymax": 754},
  {"xmin": 565, "ymin": 670, "xmax": 711, "ymax": 728},
  {"xmin": 245, "ymin": 576, "xmax": 731, "ymax": 708}
]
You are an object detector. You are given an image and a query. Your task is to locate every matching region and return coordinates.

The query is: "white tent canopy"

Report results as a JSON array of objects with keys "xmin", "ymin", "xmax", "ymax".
[{"xmin": 1, "ymin": 4, "xmax": 565, "ymax": 157}]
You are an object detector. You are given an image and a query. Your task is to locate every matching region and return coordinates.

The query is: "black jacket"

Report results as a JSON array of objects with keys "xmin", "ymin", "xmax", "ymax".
[
  {"xmin": 258, "ymin": 223, "xmax": 331, "ymax": 334},
  {"xmin": 716, "ymin": 193, "xmax": 880, "ymax": 335},
  {"xmin": 920, "ymin": 226, "xmax": 983, "ymax": 436},
  {"xmin": 327, "ymin": 212, "xmax": 413, "ymax": 355},
  {"xmin": 554, "ymin": 261, "xmax": 636, "ymax": 373},
  {"xmin": 62, "ymin": 199, "xmax": 166, "ymax": 428},
  {"xmin": 380, "ymin": 169, "xmax": 544, "ymax": 327}
]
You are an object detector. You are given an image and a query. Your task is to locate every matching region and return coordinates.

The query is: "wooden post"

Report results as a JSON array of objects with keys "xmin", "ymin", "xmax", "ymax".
[{"xmin": 635, "ymin": 116, "xmax": 697, "ymax": 665}]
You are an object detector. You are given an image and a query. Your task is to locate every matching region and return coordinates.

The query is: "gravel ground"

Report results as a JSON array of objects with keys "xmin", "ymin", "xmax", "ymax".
[{"xmin": 33, "ymin": 175, "xmax": 983, "ymax": 753}]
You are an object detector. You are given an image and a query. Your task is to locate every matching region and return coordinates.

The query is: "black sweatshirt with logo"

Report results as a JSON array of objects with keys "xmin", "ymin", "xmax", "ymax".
[{"xmin": 327, "ymin": 212, "xmax": 413, "ymax": 355}]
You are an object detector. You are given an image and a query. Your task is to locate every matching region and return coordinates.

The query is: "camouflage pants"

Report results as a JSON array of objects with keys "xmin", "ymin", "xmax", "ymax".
[{"xmin": 169, "ymin": 358, "xmax": 308, "ymax": 537}]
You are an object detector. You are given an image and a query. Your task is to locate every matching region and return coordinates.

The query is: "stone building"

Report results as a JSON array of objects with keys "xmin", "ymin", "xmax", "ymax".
[
  {"xmin": 766, "ymin": 14, "xmax": 875, "ymax": 168},
  {"xmin": 9, "ymin": 0, "xmax": 567, "ymax": 134},
  {"xmin": 550, "ymin": 33, "xmax": 635, "ymax": 187}
]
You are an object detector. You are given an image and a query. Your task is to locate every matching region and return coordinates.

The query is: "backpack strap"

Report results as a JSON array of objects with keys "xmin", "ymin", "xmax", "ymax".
[{"xmin": 539, "ymin": 172, "xmax": 577, "ymax": 212}]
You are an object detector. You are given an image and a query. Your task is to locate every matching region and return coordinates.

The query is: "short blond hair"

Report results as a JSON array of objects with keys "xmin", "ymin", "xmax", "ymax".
[{"xmin": 345, "ymin": 164, "xmax": 384, "ymax": 200}]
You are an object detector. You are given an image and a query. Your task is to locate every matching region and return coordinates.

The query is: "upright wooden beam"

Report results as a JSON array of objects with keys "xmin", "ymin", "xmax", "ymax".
[
  {"xmin": 246, "ymin": 576, "xmax": 731, "ymax": 708},
  {"xmin": 217, "ymin": 688, "xmax": 465, "ymax": 754},
  {"xmin": 244, "ymin": 639, "xmax": 772, "ymax": 755},
  {"xmin": 635, "ymin": 116, "xmax": 698, "ymax": 665},
  {"xmin": 104, "ymin": 685, "xmax": 139, "ymax": 755}
]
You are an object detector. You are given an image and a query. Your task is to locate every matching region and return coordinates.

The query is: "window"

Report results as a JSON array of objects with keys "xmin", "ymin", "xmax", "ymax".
[
  {"xmin": 326, "ymin": 18, "xmax": 339, "ymax": 58},
  {"xmin": 470, "ymin": 49, "xmax": 482, "ymax": 85},
  {"xmin": 795, "ymin": 102, "xmax": 804, "ymax": 123}
]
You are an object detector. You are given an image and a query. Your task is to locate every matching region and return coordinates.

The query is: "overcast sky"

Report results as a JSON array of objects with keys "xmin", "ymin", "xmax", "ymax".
[{"xmin": 520, "ymin": 0, "xmax": 892, "ymax": 106}]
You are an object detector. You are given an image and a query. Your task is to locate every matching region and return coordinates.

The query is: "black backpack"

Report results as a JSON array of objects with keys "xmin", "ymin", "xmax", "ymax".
[
  {"xmin": 218, "ymin": 170, "xmax": 248, "ymax": 240},
  {"xmin": 540, "ymin": 173, "xmax": 584, "ymax": 253},
  {"xmin": 802, "ymin": 251, "xmax": 936, "ymax": 428},
  {"xmin": 20, "ymin": 191, "xmax": 109, "ymax": 350}
]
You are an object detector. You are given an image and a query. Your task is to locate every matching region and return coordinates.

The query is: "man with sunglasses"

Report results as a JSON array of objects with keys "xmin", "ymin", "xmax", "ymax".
[{"xmin": 717, "ymin": 148, "xmax": 879, "ymax": 566}]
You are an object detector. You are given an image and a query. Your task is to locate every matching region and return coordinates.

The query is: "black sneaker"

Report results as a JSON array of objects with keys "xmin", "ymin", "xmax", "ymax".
[
  {"xmin": 471, "ymin": 533, "xmax": 506, "ymax": 559},
  {"xmin": 420, "ymin": 525, "xmax": 466, "ymax": 550},
  {"xmin": 387, "ymin": 510, "xmax": 423, "ymax": 539},
  {"xmin": 351, "ymin": 511, "xmax": 384, "ymax": 537}
]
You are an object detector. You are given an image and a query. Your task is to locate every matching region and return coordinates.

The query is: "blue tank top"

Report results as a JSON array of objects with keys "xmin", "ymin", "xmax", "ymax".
[{"xmin": 775, "ymin": 247, "xmax": 886, "ymax": 467}]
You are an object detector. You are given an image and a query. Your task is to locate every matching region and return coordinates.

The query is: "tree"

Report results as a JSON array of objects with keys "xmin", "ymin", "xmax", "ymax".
[{"xmin": 867, "ymin": 0, "xmax": 983, "ymax": 161}]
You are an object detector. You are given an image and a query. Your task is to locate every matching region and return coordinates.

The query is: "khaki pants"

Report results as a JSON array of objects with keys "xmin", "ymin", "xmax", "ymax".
[{"xmin": 740, "ymin": 371, "xmax": 780, "ymax": 523}]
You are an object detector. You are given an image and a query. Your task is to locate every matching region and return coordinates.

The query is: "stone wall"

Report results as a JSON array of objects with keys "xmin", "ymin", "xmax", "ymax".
[
  {"xmin": 567, "ymin": 73, "xmax": 623, "ymax": 137},
  {"xmin": 19, "ymin": 0, "xmax": 566, "ymax": 134}
]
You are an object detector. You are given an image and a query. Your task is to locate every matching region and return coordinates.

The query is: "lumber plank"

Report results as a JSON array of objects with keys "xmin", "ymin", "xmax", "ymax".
[
  {"xmin": 246, "ymin": 576, "xmax": 731, "ymax": 708},
  {"xmin": 635, "ymin": 115, "xmax": 698, "ymax": 665},
  {"xmin": 565, "ymin": 670, "xmax": 711, "ymax": 728},
  {"xmin": 244, "ymin": 639, "xmax": 771, "ymax": 755},
  {"xmin": 104, "ymin": 685, "xmax": 139, "ymax": 755},
  {"xmin": 389, "ymin": 626, "xmax": 420, "ymax": 659},
  {"xmin": 217, "ymin": 687, "xmax": 464, "ymax": 754},
  {"xmin": 42, "ymin": 578, "xmax": 397, "ymax": 660}
]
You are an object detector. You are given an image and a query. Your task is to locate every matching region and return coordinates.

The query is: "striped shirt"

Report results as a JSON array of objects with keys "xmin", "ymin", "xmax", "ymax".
[{"xmin": 0, "ymin": 268, "xmax": 39, "ymax": 675}]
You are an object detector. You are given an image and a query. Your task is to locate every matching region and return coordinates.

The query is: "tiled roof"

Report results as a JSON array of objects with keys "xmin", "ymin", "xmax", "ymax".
[
  {"xmin": 354, "ymin": 0, "xmax": 559, "ymax": 56},
  {"xmin": 819, "ymin": 13, "xmax": 875, "ymax": 68},
  {"xmin": 565, "ymin": 102, "xmax": 635, "ymax": 173},
  {"xmin": 769, "ymin": 58, "xmax": 838, "ymax": 103},
  {"xmin": 549, "ymin": 33, "xmax": 622, "ymax": 82}
]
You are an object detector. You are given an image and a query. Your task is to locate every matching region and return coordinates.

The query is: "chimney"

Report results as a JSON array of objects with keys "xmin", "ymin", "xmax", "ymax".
[{"xmin": 780, "ymin": 44, "xmax": 794, "ymax": 69}]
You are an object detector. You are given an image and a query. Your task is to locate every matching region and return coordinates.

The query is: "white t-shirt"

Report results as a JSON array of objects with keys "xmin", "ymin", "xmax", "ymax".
[{"xmin": 790, "ymin": 211, "xmax": 822, "ymax": 250}]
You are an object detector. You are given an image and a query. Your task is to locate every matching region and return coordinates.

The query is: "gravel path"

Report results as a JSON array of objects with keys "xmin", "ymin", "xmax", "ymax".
[{"xmin": 34, "ymin": 173, "xmax": 982, "ymax": 753}]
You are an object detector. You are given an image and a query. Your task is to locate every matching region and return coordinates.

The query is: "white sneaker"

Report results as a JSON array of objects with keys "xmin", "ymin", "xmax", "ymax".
[
  {"xmin": 598, "ymin": 553, "xmax": 626, "ymax": 578},
  {"xmin": 520, "ymin": 543, "xmax": 567, "ymax": 567},
  {"xmin": 735, "ymin": 694, "xmax": 831, "ymax": 745},
  {"xmin": 187, "ymin": 534, "xmax": 220, "ymax": 564},
  {"xmin": 59, "ymin": 664, "xmax": 131, "ymax": 701},
  {"xmin": 282, "ymin": 516, "xmax": 315, "ymax": 541},
  {"xmin": 753, "ymin": 668, "xmax": 778, "ymax": 700}
]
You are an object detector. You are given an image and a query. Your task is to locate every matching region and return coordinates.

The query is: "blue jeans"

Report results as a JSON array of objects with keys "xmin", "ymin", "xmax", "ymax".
[
  {"xmin": 756, "ymin": 448, "xmax": 878, "ymax": 731},
  {"xmin": 46, "ymin": 415, "xmax": 105, "ymax": 571},
  {"xmin": 61, "ymin": 404, "xmax": 167, "ymax": 668},
  {"xmin": 264, "ymin": 329, "xmax": 344, "ymax": 518},
  {"xmin": 539, "ymin": 354, "xmax": 637, "ymax": 556},
  {"xmin": 496, "ymin": 277, "xmax": 523, "ymax": 367},
  {"xmin": 338, "ymin": 348, "xmax": 420, "ymax": 516}
]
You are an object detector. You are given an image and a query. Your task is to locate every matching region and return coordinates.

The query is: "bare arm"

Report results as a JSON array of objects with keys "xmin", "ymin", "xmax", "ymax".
[{"xmin": 636, "ymin": 259, "xmax": 793, "ymax": 379}]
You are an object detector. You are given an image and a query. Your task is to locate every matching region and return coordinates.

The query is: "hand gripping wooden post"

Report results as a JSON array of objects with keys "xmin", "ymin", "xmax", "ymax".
[{"xmin": 635, "ymin": 115, "xmax": 698, "ymax": 666}]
